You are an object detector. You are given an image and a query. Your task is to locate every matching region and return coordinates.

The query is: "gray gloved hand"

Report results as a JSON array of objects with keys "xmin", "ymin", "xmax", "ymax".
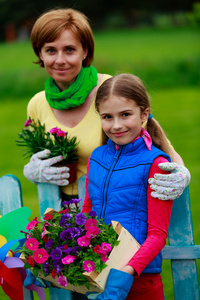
[
  {"xmin": 23, "ymin": 149, "xmax": 70, "ymax": 186},
  {"xmin": 86, "ymin": 268, "xmax": 134, "ymax": 300},
  {"xmin": 148, "ymin": 162, "xmax": 191, "ymax": 200}
]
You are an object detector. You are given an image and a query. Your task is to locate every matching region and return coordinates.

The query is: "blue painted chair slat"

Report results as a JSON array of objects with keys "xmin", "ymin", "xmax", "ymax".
[
  {"xmin": 0, "ymin": 174, "xmax": 23, "ymax": 215},
  {"xmin": 162, "ymin": 245, "xmax": 200, "ymax": 260},
  {"xmin": 166, "ymin": 187, "xmax": 200, "ymax": 300},
  {"xmin": 0, "ymin": 175, "xmax": 33, "ymax": 300},
  {"xmin": 36, "ymin": 183, "xmax": 73, "ymax": 300}
]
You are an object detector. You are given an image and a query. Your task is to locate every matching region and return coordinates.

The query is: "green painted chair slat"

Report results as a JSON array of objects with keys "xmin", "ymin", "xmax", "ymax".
[{"xmin": 0, "ymin": 175, "xmax": 33, "ymax": 300}]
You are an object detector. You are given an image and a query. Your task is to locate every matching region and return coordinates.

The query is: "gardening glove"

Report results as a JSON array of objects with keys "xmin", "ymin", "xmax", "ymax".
[
  {"xmin": 86, "ymin": 268, "xmax": 134, "ymax": 300},
  {"xmin": 23, "ymin": 149, "xmax": 70, "ymax": 186},
  {"xmin": 148, "ymin": 162, "xmax": 191, "ymax": 200},
  {"xmin": 23, "ymin": 269, "xmax": 51, "ymax": 288}
]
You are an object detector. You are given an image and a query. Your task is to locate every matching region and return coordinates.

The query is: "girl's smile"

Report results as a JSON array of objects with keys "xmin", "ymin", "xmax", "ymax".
[{"xmin": 99, "ymin": 95, "xmax": 149, "ymax": 145}]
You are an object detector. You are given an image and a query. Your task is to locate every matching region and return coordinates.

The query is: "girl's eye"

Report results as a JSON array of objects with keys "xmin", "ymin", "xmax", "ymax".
[
  {"xmin": 123, "ymin": 113, "xmax": 129, "ymax": 117},
  {"xmin": 102, "ymin": 115, "xmax": 111, "ymax": 120}
]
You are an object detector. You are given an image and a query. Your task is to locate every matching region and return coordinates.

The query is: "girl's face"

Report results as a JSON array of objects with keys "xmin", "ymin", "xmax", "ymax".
[
  {"xmin": 99, "ymin": 95, "xmax": 149, "ymax": 145},
  {"xmin": 39, "ymin": 29, "xmax": 87, "ymax": 90}
]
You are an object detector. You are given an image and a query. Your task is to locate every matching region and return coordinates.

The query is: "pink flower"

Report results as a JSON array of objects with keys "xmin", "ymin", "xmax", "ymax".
[
  {"xmin": 24, "ymin": 118, "xmax": 32, "ymax": 127},
  {"xmin": 85, "ymin": 219, "xmax": 97, "ymax": 231},
  {"xmin": 57, "ymin": 274, "xmax": 68, "ymax": 287},
  {"xmin": 77, "ymin": 235, "xmax": 91, "ymax": 247},
  {"xmin": 99, "ymin": 243, "xmax": 111, "ymax": 255},
  {"xmin": 83, "ymin": 260, "xmax": 95, "ymax": 272},
  {"xmin": 57, "ymin": 130, "xmax": 66, "ymax": 137},
  {"xmin": 49, "ymin": 127, "xmax": 59, "ymax": 134},
  {"xmin": 26, "ymin": 217, "xmax": 38, "ymax": 230},
  {"xmin": 62, "ymin": 255, "xmax": 75, "ymax": 265},
  {"xmin": 100, "ymin": 254, "xmax": 109, "ymax": 262},
  {"xmin": 25, "ymin": 238, "xmax": 39, "ymax": 250},
  {"xmin": 87, "ymin": 226, "xmax": 100, "ymax": 237},
  {"xmin": 28, "ymin": 255, "xmax": 35, "ymax": 267},
  {"xmin": 33, "ymin": 248, "xmax": 49, "ymax": 264}
]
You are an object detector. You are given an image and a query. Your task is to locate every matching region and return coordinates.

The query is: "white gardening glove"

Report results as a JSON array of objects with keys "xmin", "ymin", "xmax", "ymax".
[
  {"xmin": 23, "ymin": 149, "xmax": 70, "ymax": 186},
  {"xmin": 148, "ymin": 162, "xmax": 191, "ymax": 200}
]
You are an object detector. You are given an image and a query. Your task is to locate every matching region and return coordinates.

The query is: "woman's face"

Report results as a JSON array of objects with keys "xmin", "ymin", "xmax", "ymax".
[{"xmin": 39, "ymin": 29, "xmax": 87, "ymax": 90}]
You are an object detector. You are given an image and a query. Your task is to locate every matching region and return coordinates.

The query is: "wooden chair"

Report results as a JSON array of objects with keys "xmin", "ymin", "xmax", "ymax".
[{"xmin": 1, "ymin": 174, "xmax": 200, "ymax": 299}]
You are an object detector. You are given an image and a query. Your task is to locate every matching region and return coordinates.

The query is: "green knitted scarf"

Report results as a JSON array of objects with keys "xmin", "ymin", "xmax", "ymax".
[{"xmin": 45, "ymin": 66, "xmax": 98, "ymax": 110}]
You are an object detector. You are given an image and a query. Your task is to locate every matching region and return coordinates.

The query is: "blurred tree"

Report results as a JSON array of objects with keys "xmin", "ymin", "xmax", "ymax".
[{"xmin": 0, "ymin": 0, "xmax": 197, "ymax": 41}]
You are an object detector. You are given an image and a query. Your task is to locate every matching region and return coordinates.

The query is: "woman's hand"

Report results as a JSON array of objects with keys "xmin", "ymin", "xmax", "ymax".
[
  {"xmin": 148, "ymin": 162, "xmax": 191, "ymax": 200},
  {"xmin": 23, "ymin": 149, "xmax": 70, "ymax": 186}
]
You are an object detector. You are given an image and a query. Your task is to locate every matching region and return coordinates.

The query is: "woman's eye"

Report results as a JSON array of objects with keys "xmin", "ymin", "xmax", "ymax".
[
  {"xmin": 67, "ymin": 48, "xmax": 74, "ymax": 53},
  {"xmin": 46, "ymin": 48, "xmax": 55, "ymax": 54},
  {"xmin": 123, "ymin": 113, "xmax": 129, "ymax": 117}
]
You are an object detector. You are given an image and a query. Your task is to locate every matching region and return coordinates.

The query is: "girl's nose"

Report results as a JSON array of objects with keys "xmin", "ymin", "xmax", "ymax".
[{"xmin": 113, "ymin": 118, "xmax": 122, "ymax": 131}]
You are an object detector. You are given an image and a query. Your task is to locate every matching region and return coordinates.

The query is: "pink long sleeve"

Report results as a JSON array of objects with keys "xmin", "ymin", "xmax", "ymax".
[
  {"xmin": 82, "ymin": 156, "xmax": 93, "ymax": 213},
  {"xmin": 127, "ymin": 156, "xmax": 173, "ymax": 277}
]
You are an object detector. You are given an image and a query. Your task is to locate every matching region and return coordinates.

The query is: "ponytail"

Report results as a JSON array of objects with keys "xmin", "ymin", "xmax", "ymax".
[{"xmin": 146, "ymin": 117, "xmax": 173, "ymax": 160}]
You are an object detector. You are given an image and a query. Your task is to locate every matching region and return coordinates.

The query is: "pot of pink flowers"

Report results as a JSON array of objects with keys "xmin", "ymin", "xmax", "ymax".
[{"xmin": 17, "ymin": 118, "xmax": 79, "ymax": 184}]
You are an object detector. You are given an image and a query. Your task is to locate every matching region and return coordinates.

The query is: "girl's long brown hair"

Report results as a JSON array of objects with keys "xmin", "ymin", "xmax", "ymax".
[{"xmin": 95, "ymin": 73, "xmax": 172, "ymax": 159}]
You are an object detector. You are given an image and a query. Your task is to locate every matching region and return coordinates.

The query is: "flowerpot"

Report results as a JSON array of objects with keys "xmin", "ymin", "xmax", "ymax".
[
  {"xmin": 53, "ymin": 161, "xmax": 78, "ymax": 184},
  {"xmin": 29, "ymin": 221, "xmax": 140, "ymax": 294}
]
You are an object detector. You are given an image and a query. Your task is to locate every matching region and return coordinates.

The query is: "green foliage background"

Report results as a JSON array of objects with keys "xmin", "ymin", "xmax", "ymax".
[{"xmin": 0, "ymin": 26, "xmax": 200, "ymax": 299}]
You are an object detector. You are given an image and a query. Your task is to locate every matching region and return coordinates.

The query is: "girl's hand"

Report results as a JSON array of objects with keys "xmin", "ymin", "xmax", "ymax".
[
  {"xmin": 148, "ymin": 162, "xmax": 191, "ymax": 200},
  {"xmin": 23, "ymin": 149, "xmax": 70, "ymax": 186},
  {"xmin": 121, "ymin": 265, "xmax": 135, "ymax": 276}
]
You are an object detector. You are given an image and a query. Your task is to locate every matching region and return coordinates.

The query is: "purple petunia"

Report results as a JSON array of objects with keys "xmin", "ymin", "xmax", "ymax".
[
  {"xmin": 53, "ymin": 260, "xmax": 64, "ymax": 273},
  {"xmin": 43, "ymin": 261, "xmax": 50, "ymax": 275},
  {"xmin": 75, "ymin": 213, "xmax": 87, "ymax": 226},
  {"xmin": 72, "ymin": 246, "xmax": 82, "ymax": 255},
  {"xmin": 59, "ymin": 214, "xmax": 71, "ymax": 228},
  {"xmin": 45, "ymin": 239, "xmax": 54, "ymax": 250},
  {"xmin": 50, "ymin": 248, "xmax": 62, "ymax": 261},
  {"xmin": 89, "ymin": 211, "xmax": 97, "ymax": 218},
  {"xmin": 60, "ymin": 227, "xmax": 82, "ymax": 241}
]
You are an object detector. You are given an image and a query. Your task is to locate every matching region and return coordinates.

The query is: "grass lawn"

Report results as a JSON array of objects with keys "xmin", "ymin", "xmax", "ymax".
[{"xmin": 0, "ymin": 26, "xmax": 199, "ymax": 299}]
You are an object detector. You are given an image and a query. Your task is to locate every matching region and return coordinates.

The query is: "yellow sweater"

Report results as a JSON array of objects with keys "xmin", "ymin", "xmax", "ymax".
[{"xmin": 27, "ymin": 74, "xmax": 111, "ymax": 195}]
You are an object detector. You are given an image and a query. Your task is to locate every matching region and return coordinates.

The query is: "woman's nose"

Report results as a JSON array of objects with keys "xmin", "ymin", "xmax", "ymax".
[{"xmin": 55, "ymin": 52, "xmax": 66, "ymax": 64}]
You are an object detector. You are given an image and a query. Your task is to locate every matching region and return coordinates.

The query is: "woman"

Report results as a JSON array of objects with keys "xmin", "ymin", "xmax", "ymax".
[{"xmin": 24, "ymin": 9, "xmax": 190, "ymax": 209}]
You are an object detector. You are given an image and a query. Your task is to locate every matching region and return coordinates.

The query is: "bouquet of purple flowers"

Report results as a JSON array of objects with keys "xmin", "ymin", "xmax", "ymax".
[{"xmin": 19, "ymin": 199, "xmax": 119, "ymax": 289}]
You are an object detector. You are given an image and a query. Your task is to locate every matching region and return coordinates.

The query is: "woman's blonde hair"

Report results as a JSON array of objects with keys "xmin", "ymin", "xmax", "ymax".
[
  {"xmin": 96, "ymin": 73, "xmax": 172, "ymax": 158},
  {"xmin": 30, "ymin": 8, "xmax": 94, "ymax": 68}
]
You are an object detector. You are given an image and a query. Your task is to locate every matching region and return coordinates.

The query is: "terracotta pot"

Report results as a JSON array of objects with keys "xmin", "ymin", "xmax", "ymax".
[{"xmin": 53, "ymin": 161, "xmax": 78, "ymax": 184}]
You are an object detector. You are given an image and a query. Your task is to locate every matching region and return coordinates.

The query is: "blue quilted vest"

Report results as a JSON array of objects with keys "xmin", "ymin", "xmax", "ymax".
[{"xmin": 88, "ymin": 137, "xmax": 171, "ymax": 273}]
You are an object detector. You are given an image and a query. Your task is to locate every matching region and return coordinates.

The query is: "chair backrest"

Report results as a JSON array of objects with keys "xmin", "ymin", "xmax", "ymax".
[
  {"xmin": 0, "ymin": 174, "xmax": 73, "ymax": 300},
  {"xmin": 1, "ymin": 174, "xmax": 200, "ymax": 300}
]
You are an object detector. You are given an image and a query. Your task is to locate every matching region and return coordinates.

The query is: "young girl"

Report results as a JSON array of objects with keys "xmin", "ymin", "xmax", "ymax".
[{"xmin": 82, "ymin": 74, "xmax": 173, "ymax": 300}]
